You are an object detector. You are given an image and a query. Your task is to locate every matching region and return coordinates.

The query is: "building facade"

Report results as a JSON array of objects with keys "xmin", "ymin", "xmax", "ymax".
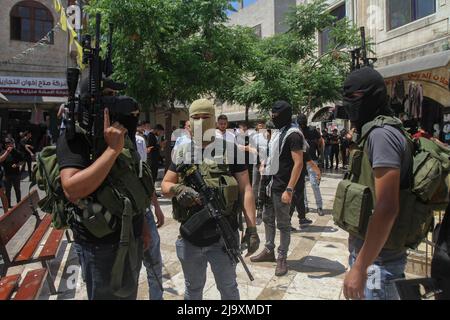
[
  {"xmin": 228, "ymin": 0, "xmax": 450, "ymax": 137},
  {"xmin": 0, "ymin": 0, "xmax": 79, "ymax": 143},
  {"xmin": 353, "ymin": 0, "xmax": 450, "ymax": 142}
]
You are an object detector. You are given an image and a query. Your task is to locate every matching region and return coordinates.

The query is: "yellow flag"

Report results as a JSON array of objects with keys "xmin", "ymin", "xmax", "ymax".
[
  {"xmin": 75, "ymin": 41, "xmax": 84, "ymax": 69},
  {"xmin": 53, "ymin": 0, "xmax": 61, "ymax": 13},
  {"xmin": 60, "ymin": 11, "xmax": 68, "ymax": 31}
]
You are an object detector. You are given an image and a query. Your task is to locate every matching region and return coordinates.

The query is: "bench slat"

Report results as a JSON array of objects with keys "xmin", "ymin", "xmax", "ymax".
[
  {"xmin": 0, "ymin": 190, "xmax": 40, "ymax": 246},
  {"xmin": 0, "ymin": 274, "xmax": 21, "ymax": 300},
  {"xmin": 13, "ymin": 268, "xmax": 47, "ymax": 300},
  {"xmin": 38, "ymin": 228, "xmax": 65, "ymax": 260},
  {"xmin": 14, "ymin": 214, "xmax": 52, "ymax": 263}
]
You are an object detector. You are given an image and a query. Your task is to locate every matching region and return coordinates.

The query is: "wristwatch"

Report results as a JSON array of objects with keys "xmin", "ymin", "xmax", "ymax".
[{"xmin": 286, "ymin": 187, "xmax": 294, "ymax": 194}]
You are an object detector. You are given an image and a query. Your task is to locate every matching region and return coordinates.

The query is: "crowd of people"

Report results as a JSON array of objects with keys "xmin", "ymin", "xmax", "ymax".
[
  {"xmin": 0, "ymin": 130, "xmax": 39, "ymax": 211},
  {"xmin": 2, "ymin": 67, "xmax": 448, "ymax": 301}
]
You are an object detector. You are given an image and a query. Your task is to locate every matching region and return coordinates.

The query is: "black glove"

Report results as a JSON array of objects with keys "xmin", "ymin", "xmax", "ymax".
[
  {"xmin": 170, "ymin": 184, "xmax": 200, "ymax": 208},
  {"xmin": 241, "ymin": 226, "xmax": 260, "ymax": 257}
]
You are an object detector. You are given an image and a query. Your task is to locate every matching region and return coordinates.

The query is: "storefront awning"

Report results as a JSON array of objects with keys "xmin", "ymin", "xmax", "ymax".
[
  {"xmin": 0, "ymin": 95, "xmax": 66, "ymax": 109},
  {"xmin": 377, "ymin": 50, "xmax": 450, "ymax": 79}
]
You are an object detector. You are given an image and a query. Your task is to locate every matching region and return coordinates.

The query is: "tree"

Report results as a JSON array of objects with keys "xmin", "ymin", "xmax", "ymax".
[
  {"xmin": 230, "ymin": 0, "xmax": 362, "ymax": 116},
  {"xmin": 85, "ymin": 0, "xmax": 258, "ymax": 168}
]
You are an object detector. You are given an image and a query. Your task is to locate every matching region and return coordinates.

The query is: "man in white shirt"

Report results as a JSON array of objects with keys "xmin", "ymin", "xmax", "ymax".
[
  {"xmin": 216, "ymin": 114, "xmax": 235, "ymax": 144},
  {"xmin": 136, "ymin": 126, "xmax": 148, "ymax": 162},
  {"xmin": 174, "ymin": 120, "xmax": 192, "ymax": 148}
]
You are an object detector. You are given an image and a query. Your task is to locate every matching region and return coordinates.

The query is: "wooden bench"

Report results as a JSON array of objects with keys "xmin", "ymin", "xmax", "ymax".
[{"xmin": 0, "ymin": 190, "xmax": 66, "ymax": 299}]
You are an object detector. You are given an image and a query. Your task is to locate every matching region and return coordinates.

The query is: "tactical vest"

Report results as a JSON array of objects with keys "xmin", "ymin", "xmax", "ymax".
[
  {"xmin": 88, "ymin": 134, "xmax": 154, "ymax": 237},
  {"xmin": 171, "ymin": 143, "xmax": 240, "ymax": 245},
  {"xmin": 333, "ymin": 116, "xmax": 434, "ymax": 250}
]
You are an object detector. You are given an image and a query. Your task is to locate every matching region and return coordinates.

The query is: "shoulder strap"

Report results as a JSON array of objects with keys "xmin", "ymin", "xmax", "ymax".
[{"xmin": 358, "ymin": 116, "xmax": 405, "ymax": 148}]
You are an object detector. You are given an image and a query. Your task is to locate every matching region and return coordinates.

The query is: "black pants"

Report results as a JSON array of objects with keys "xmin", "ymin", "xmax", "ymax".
[
  {"xmin": 330, "ymin": 147, "xmax": 340, "ymax": 168},
  {"xmin": 23, "ymin": 158, "xmax": 32, "ymax": 179},
  {"xmin": 290, "ymin": 177, "xmax": 306, "ymax": 220},
  {"xmin": 4, "ymin": 175, "xmax": 21, "ymax": 207},
  {"xmin": 341, "ymin": 148, "xmax": 349, "ymax": 167}
]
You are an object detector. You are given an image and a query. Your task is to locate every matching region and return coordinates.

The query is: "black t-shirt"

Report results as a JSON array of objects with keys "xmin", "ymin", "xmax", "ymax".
[
  {"xmin": 272, "ymin": 131, "xmax": 304, "ymax": 192},
  {"xmin": 1, "ymin": 149, "xmax": 24, "ymax": 176},
  {"xmin": 146, "ymin": 132, "xmax": 160, "ymax": 162},
  {"xmin": 19, "ymin": 137, "xmax": 33, "ymax": 160},
  {"xmin": 169, "ymin": 139, "xmax": 247, "ymax": 247},
  {"xmin": 303, "ymin": 126, "xmax": 321, "ymax": 161},
  {"xmin": 330, "ymin": 133, "xmax": 340, "ymax": 150},
  {"xmin": 57, "ymin": 132, "xmax": 143, "ymax": 245},
  {"xmin": 323, "ymin": 133, "xmax": 331, "ymax": 146}
]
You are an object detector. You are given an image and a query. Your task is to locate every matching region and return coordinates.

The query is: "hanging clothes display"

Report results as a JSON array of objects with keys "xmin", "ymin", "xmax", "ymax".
[
  {"xmin": 408, "ymin": 82, "xmax": 424, "ymax": 120},
  {"xmin": 389, "ymin": 79, "xmax": 406, "ymax": 115}
]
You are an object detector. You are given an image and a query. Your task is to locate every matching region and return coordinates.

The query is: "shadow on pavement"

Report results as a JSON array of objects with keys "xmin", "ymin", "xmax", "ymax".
[{"xmin": 287, "ymin": 255, "xmax": 346, "ymax": 279}]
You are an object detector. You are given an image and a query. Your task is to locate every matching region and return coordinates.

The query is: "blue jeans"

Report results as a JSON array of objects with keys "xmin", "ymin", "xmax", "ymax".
[
  {"xmin": 143, "ymin": 210, "xmax": 164, "ymax": 300},
  {"xmin": 349, "ymin": 247, "xmax": 407, "ymax": 300},
  {"xmin": 176, "ymin": 237, "xmax": 240, "ymax": 300},
  {"xmin": 305, "ymin": 162, "xmax": 323, "ymax": 210},
  {"xmin": 74, "ymin": 239, "xmax": 143, "ymax": 300}
]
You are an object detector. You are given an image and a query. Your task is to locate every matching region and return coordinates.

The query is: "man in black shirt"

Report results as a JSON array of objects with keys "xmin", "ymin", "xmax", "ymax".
[
  {"xmin": 330, "ymin": 128, "xmax": 340, "ymax": 170},
  {"xmin": 251, "ymin": 101, "xmax": 304, "ymax": 277},
  {"xmin": 162, "ymin": 99, "xmax": 259, "ymax": 300},
  {"xmin": 323, "ymin": 128, "xmax": 332, "ymax": 169},
  {"xmin": 0, "ymin": 138, "xmax": 24, "ymax": 208},
  {"xmin": 298, "ymin": 114, "xmax": 324, "ymax": 217},
  {"xmin": 58, "ymin": 101, "xmax": 151, "ymax": 300},
  {"xmin": 19, "ymin": 131, "xmax": 34, "ymax": 180}
]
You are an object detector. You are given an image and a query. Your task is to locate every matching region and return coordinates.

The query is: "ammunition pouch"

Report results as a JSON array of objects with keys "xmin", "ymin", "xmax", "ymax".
[{"xmin": 333, "ymin": 180, "xmax": 373, "ymax": 238}]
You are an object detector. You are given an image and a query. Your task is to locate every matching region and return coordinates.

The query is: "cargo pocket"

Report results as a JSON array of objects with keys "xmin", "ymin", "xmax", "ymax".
[
  {"xmin": 95, "ymin": 184, "xmax": 124, "ymax": 218},
  {"xmin": 80, "ymin": 203, "xmax": 117, "ymax": 238},
  {"xmin": 219, "ymin": 175, "xmax": 239, "ymax": 215},
  {"xmin": 348, "ymin": 149, "xmax": 364, "ymax": 179},
  {"xmin": 333, "ymin": 180, "xmax": 373, "ymax": 237},
  {"xmin": 405, "ymin": 199, "xmax": 434, "ymax": 249}
]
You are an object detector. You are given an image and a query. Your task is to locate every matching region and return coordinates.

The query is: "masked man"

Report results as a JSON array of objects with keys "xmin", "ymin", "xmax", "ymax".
[
  {"xmin": 339, "ymin": 67, "xmax": 414, "ymax": 300},
  {"xmin": 58, "ymin": 80, "xmax": 154, "ymax": 300},
  {"xmin": 251, "ymin": 101, "xmax": 305, "ymax": 276},
  {"xmin": 161, "ymin": 99, "xmax": 259, "ymax": 300}
]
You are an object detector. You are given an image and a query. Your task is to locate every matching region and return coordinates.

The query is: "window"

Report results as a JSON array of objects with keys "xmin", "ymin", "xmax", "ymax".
[
  {"xmin": 319, "ymin": 3, "xmax": 346, "ymax": 55},
  {"xmin": 10, "ymin": 1, "xmax": 54, "ymax": 43},
  {"xmin": 388, "ymin": 0, "xmax": 436, "ymax": 30}
]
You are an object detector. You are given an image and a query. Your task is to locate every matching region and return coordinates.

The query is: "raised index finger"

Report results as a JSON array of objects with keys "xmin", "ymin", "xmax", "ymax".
[{"xmin": 104, "ymin": 108, "xmax": 110, "ymax": 130}]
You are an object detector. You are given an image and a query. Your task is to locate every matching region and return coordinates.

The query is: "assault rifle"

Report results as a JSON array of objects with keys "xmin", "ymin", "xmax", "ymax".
[
  {"xmin": 77, "ymin": 14, "xmax": 128, "ymax": 157},
  {"xmin": 350, "ymin": 27, "xmax": 377, "ymax": 71},
  {"xmin": 177, "ymin": 164, "xmax": 255, "ymax": 281}
]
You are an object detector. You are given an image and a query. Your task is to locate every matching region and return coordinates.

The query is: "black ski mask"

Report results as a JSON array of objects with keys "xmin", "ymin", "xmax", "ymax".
[
  {"xmin": 103, "ymin": 95, "xmax": 140, "ymax": 146},
  {"xmin": 343, "ymin": 67, "xmax": 392, "ymax": 132},
  {"xmin": 272, "ymin": 101, "xmax": 293, "ymax": 130}
]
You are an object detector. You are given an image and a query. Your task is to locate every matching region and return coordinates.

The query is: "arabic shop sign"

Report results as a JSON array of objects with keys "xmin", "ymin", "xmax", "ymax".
[
  {"xmin": 0, "ymin": 76, "xmax": 68, "ymax": 97},
  {"xmin": 385, "ymin": 68, "xmax": 450, "ymax": 90}
]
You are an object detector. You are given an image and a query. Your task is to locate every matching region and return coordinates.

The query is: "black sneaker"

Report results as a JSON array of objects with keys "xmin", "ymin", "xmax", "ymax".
[
  {"xmin": 299, "ymin": 218, "xmax": 313, "ymax": 226},
  {"xmin": 318, "ymin": 208, "xmax": 324, "ymax": 216}
]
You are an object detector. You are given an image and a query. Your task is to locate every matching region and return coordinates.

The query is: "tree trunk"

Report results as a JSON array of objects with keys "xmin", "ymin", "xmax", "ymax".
[
  {"xmin": 164, "ymin": 106, "xmax": 173, "ymax": 172},
  {"xmin": 245, "ymin": 103, "xmax": 250, "ymax": 123}
]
